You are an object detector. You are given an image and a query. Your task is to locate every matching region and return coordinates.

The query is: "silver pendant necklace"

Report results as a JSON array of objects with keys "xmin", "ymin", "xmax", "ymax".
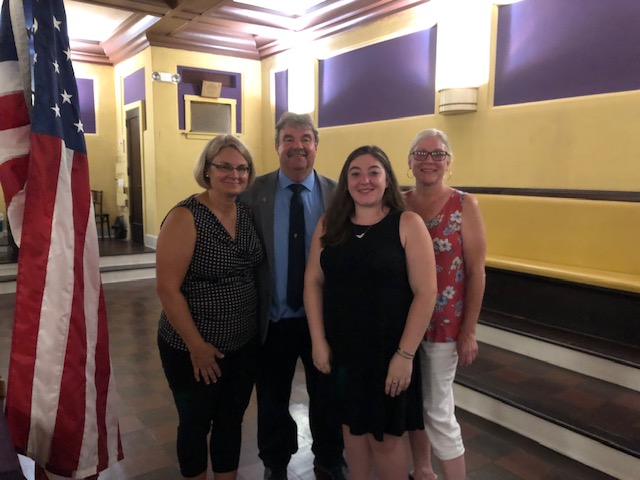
[{"xmin": 354, "ymin": 225, "xmax": 373, "ymax": 239}]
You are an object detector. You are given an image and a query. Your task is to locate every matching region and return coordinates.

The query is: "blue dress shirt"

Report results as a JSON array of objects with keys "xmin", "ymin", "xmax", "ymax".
[{"xmin": 271, "ymin": 170, "xmax": 324, "ymax": 321}]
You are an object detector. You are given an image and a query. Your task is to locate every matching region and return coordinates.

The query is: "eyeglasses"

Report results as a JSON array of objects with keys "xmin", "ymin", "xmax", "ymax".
[
  {"xmin": 410, "ymin": 150, "xmax": 450, "ymax": 162},
  {"xmin": 209, "ymin": 163, "xmax": 251, "ymax": 174}
]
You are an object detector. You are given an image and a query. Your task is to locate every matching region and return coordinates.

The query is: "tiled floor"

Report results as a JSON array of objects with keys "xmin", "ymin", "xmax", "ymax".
[{"xmin": 0, "ymin": 251, "xmax": 618, "ymax": 479}]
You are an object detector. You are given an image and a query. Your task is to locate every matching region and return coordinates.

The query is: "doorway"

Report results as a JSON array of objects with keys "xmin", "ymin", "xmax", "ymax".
[{"xmin": 125, "ymin": 107, "xmax": 144, "ymax": 244}]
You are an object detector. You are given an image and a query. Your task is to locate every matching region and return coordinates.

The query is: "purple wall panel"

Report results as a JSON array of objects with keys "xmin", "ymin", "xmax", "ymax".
[
  {"xmin": 318, "ymin": 28, "xmax": 436, "ymax": 127},
  {"xmin": 177, "ymin": 66, "xmax": 242, "ymax": 133},
  {"xmin": 495, "ymin": 0, "xmax": 640, "ymax": 106},
  {"xmin": 124, "ymin": 68, "xmax": 146, "ymax": 106},
  {"xmin": 76, "ymin": 78, "xmax": 96, "ymax": 134},
  {"xmin": 275, "ymin": 70, "xmax": 288, "ymax": 124}
]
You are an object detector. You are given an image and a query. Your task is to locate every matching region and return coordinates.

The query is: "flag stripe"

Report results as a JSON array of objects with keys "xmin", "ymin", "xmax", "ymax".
[
  {"xmin": 79, "ymin": 214, "xmax": 103, "ymax": 474},
  {"xmin": 0, "ymin": 93, "xmax": 30, "ymax": 131},
  {"xmin": 0, "ymin": 8, "xmax": 30, "ymax": 244},
  {"xmin": 0, "ymin": 61, "xmax": 30, "ymax": 208},
  {"xmin": 0, "ymin": 140, "xmax": 29, "ymax": 204},
  {"xmin": 50, "ymin": 147, "xmax": 91, "ymax": 473},
  {"xmin": 0, "ymin": 122, "xmax": 29, "ymax": 161},
  {"xmin": 12, "ymin": 134, "xmax": 64, "ymax": 463},
  {"xmin": 37, "ymin": 139, "xmax": 81, "ymax": 471},
  {"xmin": 0, "ymin": 59, "xmax": 21, "ymax": 85},
  {"xmin": 8, "ymin": 0, "xmax": 33, "ymax": 111}
]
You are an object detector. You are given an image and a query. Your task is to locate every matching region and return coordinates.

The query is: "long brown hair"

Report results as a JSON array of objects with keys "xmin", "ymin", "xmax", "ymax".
[{"xmin": 322, "ymin": 145, "xmax": 405, "ymax": 247}]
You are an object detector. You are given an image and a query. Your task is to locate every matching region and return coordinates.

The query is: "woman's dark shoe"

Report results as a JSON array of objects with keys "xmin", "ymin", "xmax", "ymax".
[
  {"xmin": 264, "ymin": 467, "xmax": 288, "ymax": 480},
  {"xmin": 314, "ymin": 457, "xmax": 348, "ymax": 480}
]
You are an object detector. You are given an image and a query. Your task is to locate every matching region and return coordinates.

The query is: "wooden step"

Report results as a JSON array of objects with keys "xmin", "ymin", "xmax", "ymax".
[
  {"xmin": 480, "ymin": 309, "xmax": 640, "ymax": 369},
  {"xmin": 454, "ymin": 342, "xmax": 640, "ymax": 479},
  {"xmin": 0, "ymin": 252, "xmax": 156, "ymax": 294}
]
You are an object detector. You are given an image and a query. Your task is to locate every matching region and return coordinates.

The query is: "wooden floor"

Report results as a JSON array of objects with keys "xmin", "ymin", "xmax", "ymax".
[
  {"xmin": 0, "ymin": 277, "xmax": 616, "ymax": 479},
  {"xmin": 97, "ymin": 237, "xmax": 155, "ymax": 257}
]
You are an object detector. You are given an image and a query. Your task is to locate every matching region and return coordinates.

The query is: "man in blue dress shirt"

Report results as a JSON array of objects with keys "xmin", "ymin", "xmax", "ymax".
[{"xmin": 240, "ymin": 112, "xmax": 345, "ymax": 480}]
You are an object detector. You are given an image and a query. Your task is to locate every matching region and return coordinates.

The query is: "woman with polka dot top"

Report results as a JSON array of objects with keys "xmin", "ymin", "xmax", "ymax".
[{"xmin": 156, "ymin": 135, "xmax": 264, "ymax": 480}]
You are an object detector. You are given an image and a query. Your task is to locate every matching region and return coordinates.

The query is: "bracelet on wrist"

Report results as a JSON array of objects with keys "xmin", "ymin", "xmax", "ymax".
[{"xmin": 396, "ymin": 347, "xmax": 414, "ymax": 359}]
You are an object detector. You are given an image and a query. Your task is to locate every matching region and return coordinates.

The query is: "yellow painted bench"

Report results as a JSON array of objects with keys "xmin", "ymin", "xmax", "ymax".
[{"xmin": 476, "ymin": 194, "xmax": 640, "ymax": 294}]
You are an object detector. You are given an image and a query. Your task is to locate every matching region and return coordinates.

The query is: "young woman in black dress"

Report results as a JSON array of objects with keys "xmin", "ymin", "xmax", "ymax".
[{"xmin": 304, "ymin": 145, "xmax": 437, "ymax": 480}]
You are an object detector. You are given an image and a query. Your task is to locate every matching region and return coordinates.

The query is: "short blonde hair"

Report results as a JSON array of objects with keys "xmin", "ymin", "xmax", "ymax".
[{"xmin": 193, "ymin": 135, "xmax": 255, "ymax": 189}]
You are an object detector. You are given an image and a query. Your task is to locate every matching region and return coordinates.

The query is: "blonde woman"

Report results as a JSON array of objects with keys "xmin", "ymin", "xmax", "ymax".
[
  {"xmin": 405, "ymin": 130, "xmax": 486, "ymax": 480},
  {"xmin": 156, "ymin": 135, "xmax": 264, "ymax": 480}
]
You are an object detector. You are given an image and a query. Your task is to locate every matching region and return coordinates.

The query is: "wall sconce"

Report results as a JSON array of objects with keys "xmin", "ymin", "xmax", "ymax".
[
  {"xmin": 151, "ymin": 71, "xmax": 181, "ymax": 84},
  {"xmin": 439, "ymin": 87, "xmax": 478, "ymax": 114},
  {"xmin": 287, "ymin": 47, "xmax": 316, "ymax": 114},
  {"xmin": 435, "ymin": 0, "xmax": 492, "ymax": 114}
]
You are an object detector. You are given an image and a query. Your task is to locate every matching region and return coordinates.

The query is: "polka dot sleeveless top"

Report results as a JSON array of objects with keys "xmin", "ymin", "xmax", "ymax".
[{"xmin": 158, "ymin": 195, "xmax": 264, "ymax": 352}]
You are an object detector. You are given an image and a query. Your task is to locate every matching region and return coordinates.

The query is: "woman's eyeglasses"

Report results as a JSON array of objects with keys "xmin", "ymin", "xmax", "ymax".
[
  {"xmin": 410, "ymin": 150, "xmax": 450, "ymax": 162},
  {"xmin": 209, "ymin": 163, "xmax": 251, "ymax": 174}
]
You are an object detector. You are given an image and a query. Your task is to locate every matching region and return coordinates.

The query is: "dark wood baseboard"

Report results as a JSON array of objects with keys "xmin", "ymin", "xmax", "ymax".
[
  {"xmin": 483, "ymin": 267, "xmax": 640, "ymax": 350},
  {"xmin": 452, "ymin": 187, "xmax": 640, "ymax": 202},
  {"xmin": 480, "ymin": 309, "xmax": 640, "ymax": 368}
]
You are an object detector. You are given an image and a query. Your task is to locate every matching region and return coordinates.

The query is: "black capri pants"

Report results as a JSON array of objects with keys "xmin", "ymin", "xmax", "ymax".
[{"xmin": 158, "ymin": 336, "xmax": 258, "ymax": 477}]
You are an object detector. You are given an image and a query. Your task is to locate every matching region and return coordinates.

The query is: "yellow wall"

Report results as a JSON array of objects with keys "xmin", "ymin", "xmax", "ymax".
[
  {"xmin": 258, "ymin": 5, "xmax": 640, "ymax": 283},
  {"xmin": 148, "ymin": 47, "xmax": 262, "ymax": 236},
  {"xmin": 74, "ymin": 62, "xmax": 119, "ymax": 222},
  {"xmin": 259, "ymin": 5, "xmax": 441, "ymax": 178},
  {"xmin": 7, "ymin": 2, "xmax": 638, "ymax": 257},
  {"xmin": 4, "ymin": 4, "xmax": 638, "ymax": 258},
  {"xmin": 7, "ymin": 2, "xmax": 628, "ymax": 268},
  {"xmin": 112, "ymin": 47, "xmax": 262, "ymax": 238},
  {"xmin": 0, "ymin": 63, "xmax": 119, "ymax": 227},
  {"xmin": 261, "ymin": 5, "xmax": 640, "ymax": 192}
]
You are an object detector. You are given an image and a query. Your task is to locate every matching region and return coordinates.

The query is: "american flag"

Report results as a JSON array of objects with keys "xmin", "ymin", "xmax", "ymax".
[{"xmin": 0, "ymin": 1, "xmax": 122, "ymax": 477}]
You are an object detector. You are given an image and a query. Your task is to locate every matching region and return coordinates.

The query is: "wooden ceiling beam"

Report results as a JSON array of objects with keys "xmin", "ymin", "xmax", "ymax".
[{"xmin": 69, "ymin": 0, "xmax": 432, "ymax": 62}]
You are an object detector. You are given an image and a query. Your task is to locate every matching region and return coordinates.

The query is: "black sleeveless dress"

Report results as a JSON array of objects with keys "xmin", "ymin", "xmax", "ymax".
[{"xmin": 320, "ymin": 210, "xmax": 424, "ymax": 441}]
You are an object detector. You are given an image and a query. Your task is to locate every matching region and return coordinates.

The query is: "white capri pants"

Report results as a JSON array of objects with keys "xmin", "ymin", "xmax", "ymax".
[{"xmin": 418, "ymin": 341, "xmax": 465, "ymax": 460}]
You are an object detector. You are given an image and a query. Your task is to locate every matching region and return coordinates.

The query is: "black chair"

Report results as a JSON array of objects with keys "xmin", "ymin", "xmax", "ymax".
[{"xmin": 91, "ymin": 190, "xmax": 111, "ymax": 239}]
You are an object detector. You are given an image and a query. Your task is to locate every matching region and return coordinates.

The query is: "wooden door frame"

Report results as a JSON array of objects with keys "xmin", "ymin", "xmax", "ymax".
[{"xmin": 124, "ymin": 100, "xmax": 146, "ymax": 243}]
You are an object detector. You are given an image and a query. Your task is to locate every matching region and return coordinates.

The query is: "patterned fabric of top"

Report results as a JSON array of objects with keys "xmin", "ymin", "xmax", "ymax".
[
  {"xmin": 424, "ymin": 189, "xmax": 467, "ymax": 342},
  {"xmin": 158, "ymin": 195, "xmax": 264, "ymax": 352}
]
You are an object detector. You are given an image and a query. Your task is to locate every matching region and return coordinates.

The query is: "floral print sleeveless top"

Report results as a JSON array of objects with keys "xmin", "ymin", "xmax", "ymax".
[{"xmin": 407, "ymin": 189, "xmax": 467, "ymax": 342}]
